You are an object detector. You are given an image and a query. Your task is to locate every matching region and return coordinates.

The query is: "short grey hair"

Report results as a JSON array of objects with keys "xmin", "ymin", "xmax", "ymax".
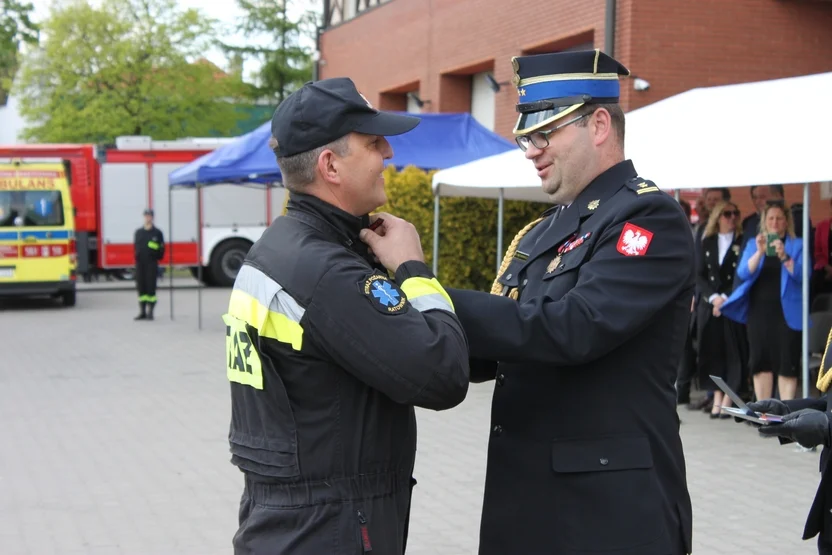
[
  {"xmin": 574, "ymin": 103, "xmax": 625, "ymax": 145},
  {"xmin": 271, "ymin": 135, "xmax": 351, "ymax": 192}
]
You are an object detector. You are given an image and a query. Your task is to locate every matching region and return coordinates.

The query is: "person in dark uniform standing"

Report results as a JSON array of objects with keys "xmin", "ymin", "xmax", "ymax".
[
  {"xmin": 368, "ymin": 50, "xmax": 695, "ymax": 555},
  {"xmin": 736, "ymin": 334, "xmax": 832, "ymax": 554},
  {"xmin": 696, "ymin": 200, "xmax": 748, "ymax": 418},
  {"xmin": 227, "ymin": 78, "xmax": 470, "ymax": 554},
  {"xmin": 133, "ymin": 208, "xmax": 164, "ymax": 320}
]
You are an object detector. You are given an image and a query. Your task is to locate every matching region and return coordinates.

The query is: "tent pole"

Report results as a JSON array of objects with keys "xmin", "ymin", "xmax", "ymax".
[
  {"xmin": 497, "ymin": 188, "xmax": 504, "ymax": 275},
  {"xmin": 169, "ymin": 181, "xmax": 173, "ymax": 320},
  {"xmin": 197, "ymin": 184, "xmax": 203, "ymax": 331},
  {"xmin": 432, "ymin": 186, "xmax": 440, "ymax": 277},
  {"xmin": 802, "ymin": 182, "xmax": 810, "ymax": 399}
]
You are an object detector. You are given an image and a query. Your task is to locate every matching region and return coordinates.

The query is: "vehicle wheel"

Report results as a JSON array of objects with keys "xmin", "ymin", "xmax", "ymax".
[
  {"xmin": 209, "ymin": 240, "xmax": 251, "ymax": 287},
  {"xmin": 62, "ymin": 290, "xmax": 76, "ymax": 307}
]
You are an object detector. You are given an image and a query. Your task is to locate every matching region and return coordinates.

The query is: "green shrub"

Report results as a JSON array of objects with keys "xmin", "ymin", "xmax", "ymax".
[{"xmin": 378, "ymin": 165, "xmax": 550, "ymax": 292}]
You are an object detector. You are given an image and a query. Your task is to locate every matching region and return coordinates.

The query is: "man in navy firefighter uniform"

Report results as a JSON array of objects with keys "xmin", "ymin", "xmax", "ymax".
[
  {"xmin": 133, "ymin": 208, "xmax": 164, "ymax": 320},
  {"xmin": 376, "ymin": 50, "xmax": 696, "ymax": 554}
]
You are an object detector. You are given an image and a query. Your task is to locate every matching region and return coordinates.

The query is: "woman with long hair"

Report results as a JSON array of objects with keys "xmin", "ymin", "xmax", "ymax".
[
  {"xmin": 697, "ymin": 201, "xmax": 748, "ymax": 418},
  {"xmin": 721, "ymin": 200, "xmax": 804, "ymax": 401}
]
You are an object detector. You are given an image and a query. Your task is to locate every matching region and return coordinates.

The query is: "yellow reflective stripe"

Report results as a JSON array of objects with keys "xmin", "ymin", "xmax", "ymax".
[
  {"xmin": 227, "ymin": 289, "xmax": 304, "ymax": 350},
  {"xmin": 147, "ymin": 241, "xmax": 160, "ymax": 250},
  {"xmin": 400, "ymin": 277, "xmax": 455, "ymax": 313},
  {"xmin": 223, "ymin": 313, "xmax": 264, "ymax": 389}
]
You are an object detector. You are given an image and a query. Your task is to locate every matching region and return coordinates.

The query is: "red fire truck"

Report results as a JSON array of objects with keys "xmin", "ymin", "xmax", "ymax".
[{"xmin": 0, "ymin": 136, "xmax": 286, "ymax": 287}]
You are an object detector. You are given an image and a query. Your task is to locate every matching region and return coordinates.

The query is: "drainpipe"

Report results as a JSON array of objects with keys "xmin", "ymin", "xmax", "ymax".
[{"xmin": 605, "ymin": 0, "xmax": 616, "ymax": 57}]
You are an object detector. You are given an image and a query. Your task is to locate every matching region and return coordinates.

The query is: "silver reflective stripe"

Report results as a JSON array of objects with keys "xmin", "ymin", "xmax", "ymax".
[
  {"xmin": 408, "ymin": 293, "xmax": 454, "ymax": 314},
  {"xmin": 233, "ymin": 264, "xmax": 305, "ymax": 323}
]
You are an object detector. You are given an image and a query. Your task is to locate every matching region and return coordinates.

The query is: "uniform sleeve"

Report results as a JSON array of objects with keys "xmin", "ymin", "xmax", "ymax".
[
  {"xmin": 155, "ymin": 230, "xmax": 165, "ymax": 261},
  {"xmin": 447, "ymin": 195, "xmax": 695, "ymax": 367},
  {"xmin": 304, "ymin": 260, "xmax": 470, "ymax": 410}
]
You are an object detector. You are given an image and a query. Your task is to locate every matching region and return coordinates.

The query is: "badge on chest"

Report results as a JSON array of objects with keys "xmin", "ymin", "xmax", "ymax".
[{"xmin": 546, "ymin": 232, "xmax": 592, "ymax": 274}]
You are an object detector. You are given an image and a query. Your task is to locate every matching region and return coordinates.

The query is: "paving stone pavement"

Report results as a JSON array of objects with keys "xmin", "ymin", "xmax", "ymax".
[{"xmin": 0, "ymin": 288, "xmax": 825, "ymax": 554}]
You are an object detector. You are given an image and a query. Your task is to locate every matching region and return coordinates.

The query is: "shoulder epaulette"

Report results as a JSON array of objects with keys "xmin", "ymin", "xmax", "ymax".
[{"xmin": 625, "ymin": 178, "xmax": 661, "ymax": 195}]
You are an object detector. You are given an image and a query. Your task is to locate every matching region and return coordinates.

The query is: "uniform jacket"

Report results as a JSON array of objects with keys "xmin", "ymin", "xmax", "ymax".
[
  {"xmin": 720, "ymin": 235, "xmax": 804, "ymax": 330},
  {"xmin": 226, "ymin": 192, "xmax": 469, "ymax": 554},
  {"xmin": 134, "ymin": 225, "xmax": 165, "ymax": 263},
  {"xmin": 447, "ymin": 160, "xmax": 695, "ymax": 555},
  {"xmin": 696, "ymin": 232, "xmax": 742, "ymax": 331}
]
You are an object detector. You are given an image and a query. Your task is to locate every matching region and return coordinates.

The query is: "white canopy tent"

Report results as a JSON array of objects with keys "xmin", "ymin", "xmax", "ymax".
[{"xmin": 430, "ymin": 71, "xmax": 832, "ymax": 398}]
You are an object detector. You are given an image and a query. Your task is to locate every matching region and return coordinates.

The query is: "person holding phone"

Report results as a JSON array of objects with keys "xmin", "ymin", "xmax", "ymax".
[{"xmin": 720, "ymin": 200, "xmax": 804, "ymax": 402}]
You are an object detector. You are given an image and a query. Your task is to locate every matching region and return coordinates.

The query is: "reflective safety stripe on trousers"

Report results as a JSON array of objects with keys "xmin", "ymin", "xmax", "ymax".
[
  {"xmin": 139, "ymin": 295, "xmax": 157, "ymax": 303},
  {"xmin": 225, "ymin": 264, "xmax": 305, "ymax": 351},
  {"xmin": 400, "ymin": 277, "xmax": 455, "ymax": 314}
]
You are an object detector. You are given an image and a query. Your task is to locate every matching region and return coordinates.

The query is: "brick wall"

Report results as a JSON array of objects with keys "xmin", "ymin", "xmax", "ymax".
[{"xmin": 320, "ymin": 0, "xmax": 832, "ymax": 225}]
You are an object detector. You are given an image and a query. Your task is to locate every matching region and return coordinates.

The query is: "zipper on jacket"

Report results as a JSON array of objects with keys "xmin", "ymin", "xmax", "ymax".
[{"xmin": 357, "ymin": 509, "xmax": 372, "ymax": 552}]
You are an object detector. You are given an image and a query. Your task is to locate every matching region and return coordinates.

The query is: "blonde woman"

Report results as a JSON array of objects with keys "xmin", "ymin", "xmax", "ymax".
[
  {"xmin": 721, "ymin": 200, "xmax": 804, "ymax": 401},
  {"xmin": 696, "ymin": 201, "xmax": 747, "ymax": 418}
]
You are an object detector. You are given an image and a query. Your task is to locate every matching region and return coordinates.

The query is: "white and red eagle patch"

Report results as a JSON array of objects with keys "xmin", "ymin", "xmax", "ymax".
[{"xmin": 616, "ymin": 223, "xmax": 653, "ymax": 256}]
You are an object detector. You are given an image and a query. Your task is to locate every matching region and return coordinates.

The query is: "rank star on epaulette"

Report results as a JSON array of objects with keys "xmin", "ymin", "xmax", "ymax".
[{"xmin": 360, "ymin": 274, "xmax": 408, "ymax": 314}]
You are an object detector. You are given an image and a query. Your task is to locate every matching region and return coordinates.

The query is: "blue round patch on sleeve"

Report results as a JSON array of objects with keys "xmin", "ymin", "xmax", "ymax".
[{"xmin": 360, "ymin": 273, "xmax": 408, "ymax": 314}]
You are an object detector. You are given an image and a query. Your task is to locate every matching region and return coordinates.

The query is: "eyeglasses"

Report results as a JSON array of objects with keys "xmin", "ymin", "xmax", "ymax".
[
  {"xmin": 515, "ymin": 112, "xmax": 592, "ymax": 152},
  {"xmin": 722, "ymin": 210, "xmax": 740, "ymax": 218}
]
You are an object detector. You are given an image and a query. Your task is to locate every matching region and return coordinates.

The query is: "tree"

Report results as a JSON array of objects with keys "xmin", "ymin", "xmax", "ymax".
[
  {"xmin": 15, "ymin": 0, "xmax": 247, "ymax": 143},
  {"xmin": 220, "ymin": 0, "xmax": 316, "ymax": 104},
  {"xmin": 0, "ymin": 0, "xmax": 38, "ymax": 106}
]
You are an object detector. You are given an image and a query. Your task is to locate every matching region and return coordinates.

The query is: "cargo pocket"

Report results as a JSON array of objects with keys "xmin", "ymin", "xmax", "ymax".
[{"xmin": 551, "ymin": 435, "xmax": 664, "ymax": 551}]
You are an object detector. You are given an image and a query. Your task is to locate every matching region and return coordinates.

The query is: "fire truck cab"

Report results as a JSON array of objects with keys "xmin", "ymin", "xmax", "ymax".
[{"xmin": 0, "ymin": 137, "xmax": 287, "ymax": 288}]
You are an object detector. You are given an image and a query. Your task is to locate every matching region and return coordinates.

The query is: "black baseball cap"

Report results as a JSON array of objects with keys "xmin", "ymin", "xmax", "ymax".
[
  {"xmin": 143, "ymin": 208, "xmax": 153, "ymax": 216},
  {"xmin": 270, "ymin": 77, "xmax": 421, "ymax": 158}
]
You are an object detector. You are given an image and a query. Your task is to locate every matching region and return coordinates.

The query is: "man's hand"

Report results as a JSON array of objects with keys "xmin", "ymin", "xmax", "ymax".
[
  {"xmin": 758, "ymin": 408, "xmax": 830, "ymax": 448},
  {"xmin": 733, "ymin": 398, "xmax": 790, "ymax": 425},
  {"xmin": 359, "ymin": 213, "xmax": 425, "ymax": 274}
]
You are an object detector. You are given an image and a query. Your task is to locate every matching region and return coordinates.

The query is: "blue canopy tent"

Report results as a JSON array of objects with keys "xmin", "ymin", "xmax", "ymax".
[
  {"xmin": 168, "ymin": 112, "xmax": 515, "ymax": 187},
  {"xmin": 167, "ymin": 112, "xmax": 516, "ymax": 328}
]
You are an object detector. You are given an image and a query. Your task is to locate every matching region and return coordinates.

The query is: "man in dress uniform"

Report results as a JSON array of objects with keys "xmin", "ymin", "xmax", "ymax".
[{"xmin": 367, "ymin": 50, "xmax": 695, "ymax": 554}]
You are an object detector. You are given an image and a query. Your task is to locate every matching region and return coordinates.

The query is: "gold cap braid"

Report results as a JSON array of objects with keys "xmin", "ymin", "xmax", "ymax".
[
  {"xmin": 490, "ymin": 217, "xmax": 545, "ymax": 295},
  {"xmin": 816, "ymin": 325, "xmax": 832, "ymax": 393}
]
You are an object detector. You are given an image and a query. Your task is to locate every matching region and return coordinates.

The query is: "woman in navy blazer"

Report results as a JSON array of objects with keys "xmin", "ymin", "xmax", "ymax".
[{"xmin": 721, "ymin": 200, "xmax": 804, "ymax": 402}]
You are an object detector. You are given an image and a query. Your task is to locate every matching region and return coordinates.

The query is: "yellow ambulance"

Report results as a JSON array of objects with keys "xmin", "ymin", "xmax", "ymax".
[{"xmin": 0, "ymin": 158, "xmax": 77, "ymax": 306}]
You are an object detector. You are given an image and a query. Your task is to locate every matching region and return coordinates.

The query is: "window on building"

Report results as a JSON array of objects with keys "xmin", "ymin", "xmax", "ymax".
[
  {"xmin": 406, "ymin": 91, "xmax": 422, "ymax": 114},
  {"xmin": 470, "ymin": 72, "xmax": 495, "ymax": 130}
]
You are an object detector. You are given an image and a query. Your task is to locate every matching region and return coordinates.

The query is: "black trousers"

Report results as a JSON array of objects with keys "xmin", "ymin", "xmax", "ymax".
[{"xmin": 135, "ymin": 259, "xmax": 158, "ymax": 304}]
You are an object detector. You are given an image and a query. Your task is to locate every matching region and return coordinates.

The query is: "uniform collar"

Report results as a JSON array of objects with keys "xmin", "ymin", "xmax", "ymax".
[
  {"xmin": 539, "ymin": 159, "xmax": 637, "ymax": 219},
  {"xmin": 572, "ymin": 159, "xmax": 637, "ymax": 217},
  {"xmin": 286, "ymin": 191, "xmax": 370, "ymax": 243}
]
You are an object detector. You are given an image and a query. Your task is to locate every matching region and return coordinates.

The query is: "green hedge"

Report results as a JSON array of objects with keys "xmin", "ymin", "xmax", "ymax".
[{"xmin": 378, "ymin": 166, "xmax": 550, "ymax": 292}]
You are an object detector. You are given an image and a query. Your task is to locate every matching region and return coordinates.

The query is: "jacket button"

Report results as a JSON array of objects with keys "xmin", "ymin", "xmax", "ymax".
[
  {"xmin": 505, "ymin": 273, "xmax": 512, "ymax": 280},
  {"xmin": 599, "ymin": 458, "xmax": 609, "ymax": 466},
  {"xmin": 496, "ymin": 373, "xmax": 506, "ymax": 386},
  {"xmin": 493, "ymin": 425, "xmax": 503, "ymax": 435},
  {"xmin": 522, "ymin": 279, "xmax": 528, "ymax": 286}
]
